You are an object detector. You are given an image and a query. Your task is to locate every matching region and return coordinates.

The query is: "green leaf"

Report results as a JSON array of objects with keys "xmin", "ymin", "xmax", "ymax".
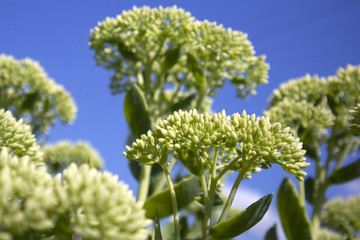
[
  {"xmin": 328, "ymin": 158, "xmax": 360, "ymax": 184},
  {"xmin": 230, "ymin": 76, "xmax": 246, "ymax": 85},
  {"xmin": 123, "ymin": 84, "xmax": 152, "ymax": 138},
  {"xmin": 210, "ymin": 193, "xmax": 273, "ymax": 239},
  {"xmin": 260, "ymin": 161, "xmax": 272, "ymax": 169},
  {"xmin": 277, "ymin": 178, "xmax": 312, "ymax": 240},
  {"xmin": 161, "ymin": 47, "xmax": 181, "ymax": 73},
  {"xmin": 143, "ymin": 175, "xmax": 202, "ymax": 219},
  {"xmin": 304, "ymin": 177, "xmax": 314, "ymax": 205},
  {"xmin": 154, "ymin": 210, "xmax": 162, "ymax": 240},
  {"xmin": 186, "ymin": 53, "xmax": 205, "ymax": 86},
  {"xmin": 117, "ymin": 40, "xmax": 137, "ymax": 61},
  {"xmin": 21, "ymin": 91, "xmax": 39, "ymax": 110},
  {"xmin": 176, "ymin": 146, "xmax": 203, "ymax": 176},
  {"xmin": 194, "ymin": 192, "xmax": 224, "ymax": 206},
  {"xmin": 264, "ymin": 224, "xmax": 278, "ymax": 240},
  {"xmin": 171, "ymin": 93, "xmax": 197, "ymax": 112}
]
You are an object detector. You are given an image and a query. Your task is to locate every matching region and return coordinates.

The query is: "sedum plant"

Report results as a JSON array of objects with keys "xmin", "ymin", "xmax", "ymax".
[
  {"xmin": 89, "ymin": 5, "xmax": 269, "ymax": 122},
  {"xmin": 42, "ymin": 141, "xmax": 103, "ymax": 174},
  {"xmin": 265, "ymin": 64, "xmax": 360, "ymax": 239},
  {"xmin": 0, "ymin": 54, "xmax": 77, "ymax": 136},
  {"xmin": 0, "ymin": 148, "xmax": 151, "ymax": 240},
  {"xmin": 320, "ymin": 196, "xmax": 360, "ymax": 239},
  {"xmin": 124, "ymin": 109, "xmax": 309, "ymax": 239}
]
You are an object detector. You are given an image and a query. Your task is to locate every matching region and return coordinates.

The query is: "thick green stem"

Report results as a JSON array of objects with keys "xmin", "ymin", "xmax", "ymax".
[
  {"xmin": 200, "ymin": 174, "xmax": 210, "ymax": 240},
  {"xmin": 161, "ymin": 165, "xmax": 181, "ymax": 240},
  {"xmin": 201, "ymin": 149, "xmax": 219, "ymax": 240},
  {"xmin": 217, "ymin": 167, "xmax": 247, "ymax": 223},
  {"xmin": 137, "ymin": 165, "xmax": 152, "ymax": 203},
  {"xmin": 299, "ymin": 180, "xmax": 305, "ymax": 206},
  {"xmin": 311, "ymin": 161, "xmax": 327, "ymax": 239}
]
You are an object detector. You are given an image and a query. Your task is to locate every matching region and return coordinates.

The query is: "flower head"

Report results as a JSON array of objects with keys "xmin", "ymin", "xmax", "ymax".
[
  {"xmin": 55, "ymin": 163, "xmax": 151, "ymax": 239},
  {"xmin": 0, "ymin": 54, "xmax": 77, "ymax": 135},
  {"xmin": 0, "ymin": 109, "xmax": 42, "ymax": 163},
  {"xmin": 124, "ymin": 110, "xmax": 309, "ymax": 180},
  {"xmin": 89, "ymin": 6, "xmax": 268, "ymax": 97},
  {"xmin": 42, "ymin": 141, "xmax": 103, "ymax": 173},
  {"xmin": 0, "ymin": 148, "xmax": 56, "ymax": 238}
]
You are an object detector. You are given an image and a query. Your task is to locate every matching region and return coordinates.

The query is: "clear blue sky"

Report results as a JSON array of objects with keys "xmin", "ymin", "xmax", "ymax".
[{"xmin": 1, "ymin": 1, "xmax": 359, "ymax": 239}]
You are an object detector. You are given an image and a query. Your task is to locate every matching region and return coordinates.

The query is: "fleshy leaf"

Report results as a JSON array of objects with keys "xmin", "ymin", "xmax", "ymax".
[
  {"xmin": 209, "ymin": 194, "xmax": 273, "ymax": 239},
  {"xmin": 264, "ymin": 224, "xmax": 278, "ymax": 240},
  {"xmin": 143, "ymin": 175, "xmax": 201, "ymax": 219},
  {"xmin": 304, "ymin": 177, "xmax": 314, "ymax": 205},
  {"xmin": 328, "ymin": 158, "xmax": 360, "ymax": 184},
  {"xmin": 162, "ymin": 47, "xmax": 181, "ymax": 73},
  {"xmin": 123, "ymin": 84, "xmax": 152, "ymax": 138},
  {"xmin": 154, "ymin": 210, "xmax": 163, "ymax": 240},
  {"xmin": 277, "ymin": 178, "xmax": 312, "ymax": 240},
  {"xmin": 171, "ymin": 93, "xmax": 197, "ymax": 112},
  {"xmin": 186, "ymin": 53, "xmax": 205, "ymax": 86},
  {"xmin": 194, "ymin": 192, "xmax": 224, "ymax": 206}
]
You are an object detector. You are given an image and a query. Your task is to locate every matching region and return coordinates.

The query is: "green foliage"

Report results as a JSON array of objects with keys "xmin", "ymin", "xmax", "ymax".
[
  {"xmin": 124, "ymin": 109, "xmax": 309, "ymax": 180},
  {"xmin": 143, "ymin": 175, "xmax": 201, "ymax": 219},
  {"xmin": 264, "ymin": 224, "xmax": 278, "ymax": 240},
  {"xmin": 209, "ymin": 193, "xmax": 273, "ymax": 239},
  {"xmin": 267, "ymin": 64, "xmax": 360, "ymax": 239},
  {"xmin": 317, "ymin": 229, "xmax": 348, "ymax": 240},
  {"xmin": 124, "ymin": 84, "xmax": 152, "ymax": 138},
  {"xmin": 321, "ymin": 196, "xmax": 360, "ymax": 239},
  {"xmin": 0, "ymin": 55, "xmax": 77, "ymax": 136},
  {"xmin": 0, "ymin": 109, "xmax": 42, "ymax": 163},
  {"xmin": 350, "ymin": 103, "xmax": 360, "ymax": 136},
  {"xmin": 277, "ymin": 178, "xmax": 312, "ymax": 240},
  {"xmin": 328, "ymin": 158, "xmax": 360, "ymax": 184},
  {"xmin": 42, "ymin": 141, "xmax": 103, "ymax": 174},
  {"xmin": 89, "ymin": 5, "xmax": 269, "ymax": 122}
]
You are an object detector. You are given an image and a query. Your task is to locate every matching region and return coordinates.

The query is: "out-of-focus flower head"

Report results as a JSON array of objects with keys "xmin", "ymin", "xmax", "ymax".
[
  {"xmin": 0, "ymin": 148, "xmax": 55, "ymax": 239},
  {"xmin": 0, "ymin": 109, "xmax": 42, "ymax": 163},
  {"xmin": 42, "ymin": 141, "xmax": 103, "ymax": 173},
  {"xmin": 55, "ymin": 163, "xmax": 151, "ymax": 239},
  {"xmin": 0, "ymin": 54, "xmax": 77, "ymax": 136}
]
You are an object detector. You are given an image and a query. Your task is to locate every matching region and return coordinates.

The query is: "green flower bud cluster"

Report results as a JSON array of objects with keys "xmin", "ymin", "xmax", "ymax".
[
  {"xmin": 269, "ymin": 74, "xmax": 327, "ymax": 106},
  {"xmin": 42, "ymin": 141, "xmax": 103, "ymax": 173},
  {"xmin": 267, "ymin": 65, "xmax": 360, "ymax": 150},
  {"xmin": 320, "ymin": 196, "xmax": 360, "ymax": 238},
  {"xmin": 350, "ymin": 103, "xmax": 360, "ymax": 136},
  {"xmin": 0, "ymin": 109, "xmax": 42, "ymax": 163},
  {"xmin": 0, "ymin": 148, "xmax": 151, "ymax": 240},
  {"xmin": 89, "ymin": 5, "xmax": 268, "ymax": 97},
  {"xmin": 55, "ymin": 163, "xmax": 151, "ymax": 240},
  {"xmin": 269, "ymin": 65, "xmax": 360, "ymax": 121},
  {"xmin": 264, "ymin": 99, "xmax": 335, "ymax": 138},
  {"xmin": 0, "ymin": 148, "xmax": 56, "ymax": 239},
  {"xmin": 124, "ymin": 110, "xmax": 309, "ymax": 181},
  {"xmin": 326, "ymin": 65, "xmax": 360, "ymax": 128},
  {"xmin": 0, "ymin": 54, "xmax": 77, "ymax": 136},
  {"xmin": 317, "ymin": 228, "xmax": 347, "ymax": 240}
]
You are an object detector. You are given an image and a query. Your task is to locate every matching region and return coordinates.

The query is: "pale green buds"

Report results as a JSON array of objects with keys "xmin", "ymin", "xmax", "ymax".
[
  {"xmin": 89, "ymin": 6, "xmax": 268, "ymax": 98},
  {"xmin": 124, "ymin": 110, "xmax": 309, "ymax": 180},
  {"xmin": 0, "ymin": 55, "xmax": 77, "ymax": 136},
  {"xmin": 42, "ymin": 141, "xmax": 103, "ymax": 173},
  {"xmin": 0, "ymin": 109, "xmax": 42, "ymax": 163},
  {"xmin": 350, "ymin": 103, "xmax": 360, "ymax": 136},
  {"xmin": 0, "ymin": 148, "xmax": 150, "ymax": 239}
]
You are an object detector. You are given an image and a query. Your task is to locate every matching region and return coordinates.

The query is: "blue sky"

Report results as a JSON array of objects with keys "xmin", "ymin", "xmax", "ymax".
[{"xmin": 1, "ymin": 1, "xmax": 360, "ymax": 239}]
